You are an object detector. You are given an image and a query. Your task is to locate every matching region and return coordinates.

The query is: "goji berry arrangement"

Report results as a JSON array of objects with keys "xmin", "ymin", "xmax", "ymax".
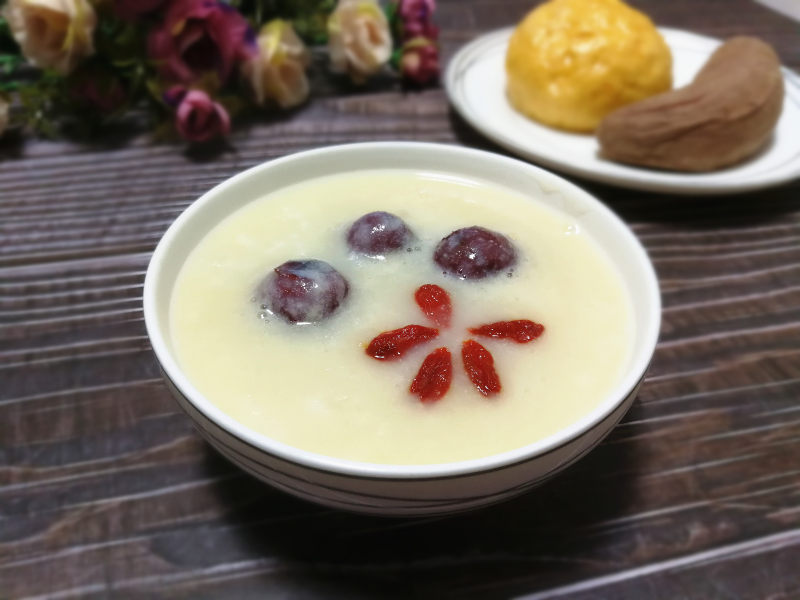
[{"xmin": 367, "ymin": 283, "xmax": 544, "ymax": 401}]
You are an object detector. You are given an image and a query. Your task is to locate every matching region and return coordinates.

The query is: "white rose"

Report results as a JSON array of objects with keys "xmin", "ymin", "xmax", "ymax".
[
  {"xmin": 327, "ymin": 0, "xmax": 392, "ymax": 83},
  {"xmin": 3, "ymin": 0, "xmax": 97, "ymax": 75},
  {"xmin": 243, "ymin": 20, "xmax": 311, "ymax": 109},
  {"xmin": 0, "ymin": 97, "xmax": 8, "ymax": 138}
]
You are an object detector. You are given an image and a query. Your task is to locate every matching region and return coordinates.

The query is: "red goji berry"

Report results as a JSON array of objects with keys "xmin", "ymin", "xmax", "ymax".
[
  {"xmin": 366, "ymin": 325, "xmax": 439, "ymax": 360},
  {"xmin": 410, "ymin": 347, "xmax": 453, "ymax": 402},
  {"xmin": 414, "ymin": 284, "xmax": 452, "ymax": 327},
  {"xmin": 461, "ymin": 339, "xmax": 501, "ymax": 396},
  {"xmin": 468, "ymin": 320, "xmax": 544, "ymax": 343}
]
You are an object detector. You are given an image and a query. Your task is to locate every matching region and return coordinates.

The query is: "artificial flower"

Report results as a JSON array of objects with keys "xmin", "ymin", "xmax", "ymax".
[
  {"xmin": 167, "ymin": 87, "xmax": 231, "ymax": 142},
  {"xmin": 327, "ymin": 0, "xmax": 392, "ymax": 83},
  {"xmin": 397, "ymin": 0, "xmax": 437, "ymax": 39},
  {"xmin": 399, "ymin": 16, "xmax": 437, "ymax": 40},
  {"xmin": 399, "ymin": 36, "xmax": 439, "ymax": 85},
  {"xmin": 148, "ymin": 0, "xmax": 256, "ymax": 85},
  {"xmin": 114, "ymin": 0, "xmax": 165, "ymax": 21},
  {"xmin": 0, "ymin": 0, "xmax": 440, "ymax": 144},
  {"xmin": 3, "ymin": 0, "xmax": 97, "ymax": 75},
  {"xmin": 243, "ymin": 20, "xmax": 311, "ymax": 109},
  {"xmin": 398, "ymin": 0, "xmax": 436, "ymax": 22},
  {"xmin": 0, "ymin": 96, "xmax": 8, "ymax": 138}
]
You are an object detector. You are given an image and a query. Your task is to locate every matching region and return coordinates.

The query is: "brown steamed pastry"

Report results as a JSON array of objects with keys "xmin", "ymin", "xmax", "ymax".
[{"xmin": 597, "ymin": 36, "xmax": 784, "ymax": 172}]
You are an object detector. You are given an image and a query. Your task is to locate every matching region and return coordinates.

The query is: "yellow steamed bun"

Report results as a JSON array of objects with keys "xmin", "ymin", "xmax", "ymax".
[{"xmin": 505, "ymin": 0, "xmax": 672, "ymax": 132}]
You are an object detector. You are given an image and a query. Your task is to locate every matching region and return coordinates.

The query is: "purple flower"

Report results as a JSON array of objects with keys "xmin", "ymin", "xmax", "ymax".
[
  {"xmin": 397, "ymin": 0, "xmax": 437, "ymax": 40},
  {"xmin": 398, "ymin": 0, "xmax": 435, "ymax": 23},
  {"xmin": 148, "ymin": 0, "xmax": 256, "ymax": 84},
  {"xmin": 401, "ymin": 18, "xmax": 438, "ymax": 40},
  {"xmin": 169, "ymin": 87, "xmax": 231, "ymax": 142},
  {"xmin": 163, "ymin": 85, "xmax": 188, "ymax": 108}
]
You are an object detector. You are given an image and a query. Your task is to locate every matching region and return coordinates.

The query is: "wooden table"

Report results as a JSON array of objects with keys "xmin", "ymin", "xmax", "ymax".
[{"xmin": 2, "ymin": 1, "xmax": 799, "ymax": 597}]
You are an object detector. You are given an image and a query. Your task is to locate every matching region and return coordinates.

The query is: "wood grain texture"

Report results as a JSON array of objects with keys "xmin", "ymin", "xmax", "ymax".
[{"xmin": 2, "ymin": 0, "xmax": 800, "ymax": 598}]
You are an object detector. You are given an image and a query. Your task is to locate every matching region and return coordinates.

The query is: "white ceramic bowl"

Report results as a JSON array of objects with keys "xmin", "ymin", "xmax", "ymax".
[{"xmin": 143, "ymin": 142, "xmax": 661, "ymax": 517}]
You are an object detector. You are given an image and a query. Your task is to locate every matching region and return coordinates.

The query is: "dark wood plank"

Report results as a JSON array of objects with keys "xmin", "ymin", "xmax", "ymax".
[{"xmin": 1, "ymin": 0, "xmax": 800, "ymax": 598}]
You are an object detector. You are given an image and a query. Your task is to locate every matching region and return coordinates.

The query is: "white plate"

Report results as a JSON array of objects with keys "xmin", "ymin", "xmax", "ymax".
[{"xmin": 445, "ymin": 27, "xmax": 800, "ymax": 195}]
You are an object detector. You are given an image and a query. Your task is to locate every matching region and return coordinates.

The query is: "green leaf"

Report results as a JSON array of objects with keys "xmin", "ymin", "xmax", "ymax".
[
  {"xmin": 384, "ymin": 1, "xmax": 398, "ymax": 25},
  {"xmin": 145, "ymin": 78, "xmax": 166, "ymax": 105}
]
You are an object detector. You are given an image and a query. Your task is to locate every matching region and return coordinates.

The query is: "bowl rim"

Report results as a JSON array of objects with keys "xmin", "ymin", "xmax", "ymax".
[{"xmin": 143, "ymin": 141, "xmax": 661, "ymax": 480}]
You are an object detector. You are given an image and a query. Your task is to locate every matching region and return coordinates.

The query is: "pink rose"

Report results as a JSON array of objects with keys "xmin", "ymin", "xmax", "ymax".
[
  {"xmin": 398, "ymin": 0, "xmax": 435, "ymax": 24},
  {"xmin": 167, "ymin": 87, "xmax": 230, "ymax": 142},
  {"xmin": 148, "ymin": 0, "xmax": 256, "ymax": 84},
  {"xmin": 397, "ymin": 0, "xmax": 437, "ymax": 40},
  {"xmin": 400, "ymin": 18, "xmax": 438, "ymax": 40},
  {"xmin": 400, "ymin": 37, "xmax": 439, "ymax": 85},
  {"xmin": 114, "ymin": 0, "xmax": 165, "ymax": 20}
]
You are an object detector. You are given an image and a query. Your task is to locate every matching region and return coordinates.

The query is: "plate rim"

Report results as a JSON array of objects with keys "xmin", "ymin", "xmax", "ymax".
[{"xmin": 445, "ymin": 26, "xmax": 800, "ymax": 195}]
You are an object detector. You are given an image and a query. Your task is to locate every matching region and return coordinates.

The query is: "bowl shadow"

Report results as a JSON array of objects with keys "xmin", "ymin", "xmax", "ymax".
[{"xmin": 192, "ymin": 428, "xmax": 640, "ymax": 598}]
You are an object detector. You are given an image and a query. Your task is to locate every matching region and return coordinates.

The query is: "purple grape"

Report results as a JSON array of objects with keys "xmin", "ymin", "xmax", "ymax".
[
  {"xmin": 346, "ymin": 211, "xmax": 413, "ymax": 257},
  {"xmin": 434, "ymin": 226, "xmax": 518, "ymax": 279},
  {"xmin": 258, "ymin": 260, "xmax": 349, "ymax": 324}
]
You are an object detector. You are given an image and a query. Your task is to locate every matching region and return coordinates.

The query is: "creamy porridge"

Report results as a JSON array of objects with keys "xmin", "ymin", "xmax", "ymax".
[{"xmin": 169, "ymin": 169, "xmax": 634, "ymax": 464}]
